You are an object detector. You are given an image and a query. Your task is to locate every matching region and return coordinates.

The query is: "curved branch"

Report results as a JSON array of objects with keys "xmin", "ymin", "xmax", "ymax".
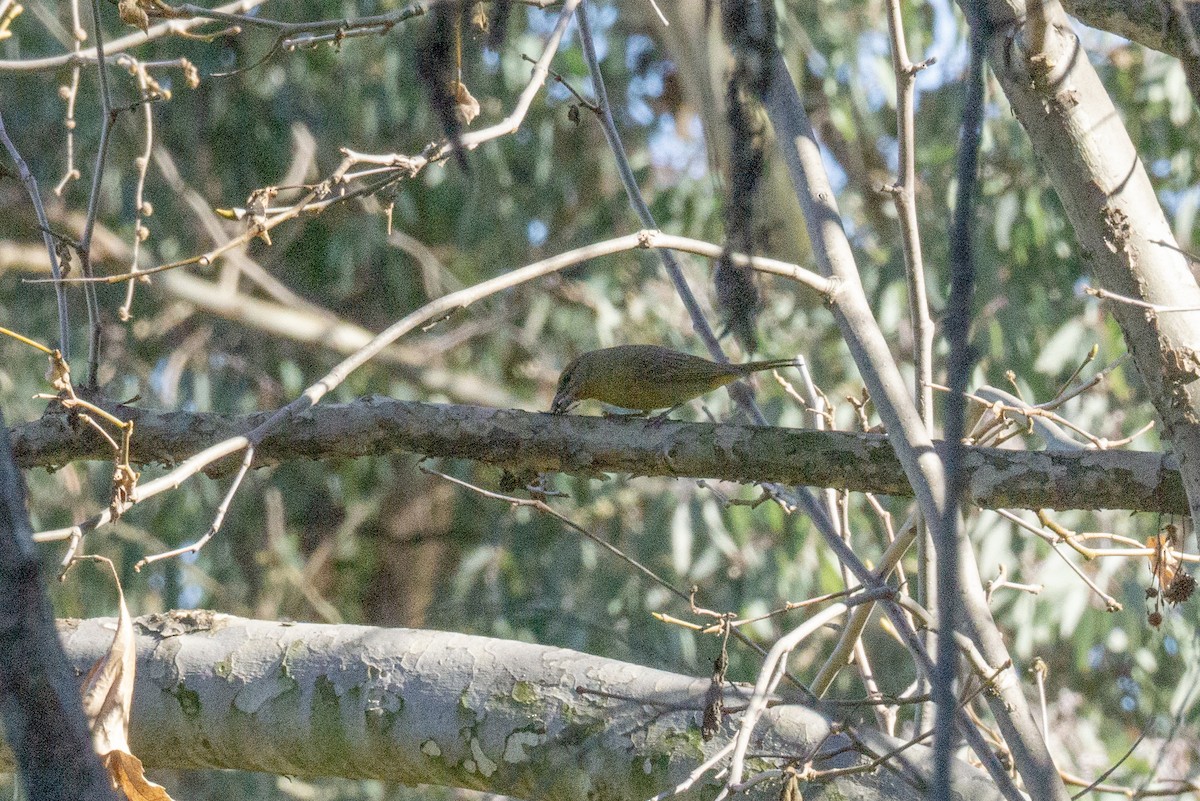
[{"xmin": 0, "ymin": 0, "xmax": 269, "ymax": 72}]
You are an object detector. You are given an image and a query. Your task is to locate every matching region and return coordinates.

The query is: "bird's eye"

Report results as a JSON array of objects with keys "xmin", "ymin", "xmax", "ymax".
[{"xmin": 555, "ymin": 370, "xmax": 573, "ymax": 394}]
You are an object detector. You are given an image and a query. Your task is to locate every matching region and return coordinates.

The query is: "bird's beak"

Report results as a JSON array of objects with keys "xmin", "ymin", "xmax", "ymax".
[{"xmin": 550, "ymin": 392, "xmax": 576, "ymax": 414}]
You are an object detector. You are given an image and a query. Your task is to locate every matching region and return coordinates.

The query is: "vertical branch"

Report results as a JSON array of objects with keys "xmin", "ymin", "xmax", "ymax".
[
  {"xmin": 119, "ymin": 59, "xmax": 157, "ymax": 321},
  {"xmin": 883, "ymin": 2, "xmax": 934, "ymax": 450},
  {"xmin": 931, "ymin": 3, "xmax": 985, "ymax": 796},
  {"xmin": 932, "ymin": 6, "xmax": 1065, "ymax": 801},
  {"xmin": 0, "ymin": 407, "xmax": 118, "ymax": 799},
  {"xmin": 764, "ymin": 37, "xmax": 1069, "ymax": 800},
  {"xmin": 79, "ymin": 0, "xmax": 116, "ymax": 386},
  {"xmin": 54, "ymin": 0, "xmax": 86, "ymax": 195},
  {"xmin": 883, "ymin": 0, "xmax": 937, "ymax": 727}
]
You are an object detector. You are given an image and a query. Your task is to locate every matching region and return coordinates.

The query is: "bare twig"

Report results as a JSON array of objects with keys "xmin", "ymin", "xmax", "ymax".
[
  {"xmin": 722, "ymin": 596, "xmax": 893, "ymax": 798},
  {"xmin": 26, "ymin": 0, "xmax": 604, "ymax": 293},
  {"xmin": 418, "ymin": 462, "xmax": 686, "ymax": 601},
  {"xmin": 416, "ymin": 463, "xmax": 825, "ymax": 702},
  {"xmin": 765, "ymin": 46, "xmax": 1030, "ymax": 799},
  {"xmin": 885, "ymin": 0, "xmax": 937, "ymax": 720},
  {"xmin": 77, "ymin": 0, "xmax": 118, "ymax": 385},
  {"xmin": 0, "ymin": 112, "xmax": 71, "ymax": 357},
  {"xmin": 1084, "ymin": 284, "xmax": 1200, "ymax": 314},
  {"xmin": 117, "ymin": 56, "xmax": 163, "ymax": 321}
]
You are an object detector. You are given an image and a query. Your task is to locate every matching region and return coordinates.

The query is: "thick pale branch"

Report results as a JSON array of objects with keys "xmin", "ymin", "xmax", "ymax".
[
  {"xmin": 765, "ymin": 44, "xmax": 1066, "ymax": 800},
  {"xmin": 10, "ymin": 400, "xmax": 1185, "ymax": 513},
  {"xmin": 981, "ymin": 2, "xmax": 1200, "ymax": 516},
  {"xmin": 7, "ymin": 612, "xmax": 1002, "ymax": 801},
  {"xmin": 1062, "ymin": 0, "xmax": 1200, "ymax": 53}
]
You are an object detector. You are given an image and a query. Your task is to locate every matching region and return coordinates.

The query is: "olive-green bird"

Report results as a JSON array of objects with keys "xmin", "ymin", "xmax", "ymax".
[{"xmin": 550, "ymin": 344, "xmax": 797, "ymax": 415}]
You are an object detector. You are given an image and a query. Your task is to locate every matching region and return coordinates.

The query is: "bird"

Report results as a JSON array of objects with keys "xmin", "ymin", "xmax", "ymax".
[{"xmin": 550, "ymin": 344, "xmax": 797, "ymax": 416}]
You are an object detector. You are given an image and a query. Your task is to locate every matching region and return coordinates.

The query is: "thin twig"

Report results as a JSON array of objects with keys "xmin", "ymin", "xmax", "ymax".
[
  {"xmin": 419, "ymin": 463, "xmax": 687, "ymax": 601},
  {"xmin": 1069, "ymin": 729, "xmax": 1146, "ymax": 799},
  {"xmin": 417, "ymin": 463, "xmax": 829, "ymax": 702},
  {"xmin": 887, "ymin": 0, "xmax": 939, "ymax": 718},
  {"xmin": 135, "ymin": 445, "xmax": 255, "ymax": 569},
  {"xmin": 25, "ymin": 0, "xmax": 616, "ymax": 294},
  {"xmin": 0, "ymin": 112, "xmax": 71, "ymax": 357},
  {"xmin": 79, "ymin": 0, "xmax": 116, "ymax": 385},
  {"xmin": 1084, "ymin": 284, "xmax": 1200, "ymax": 314},
  {"xmin": 118, "ymin": 56, "xmax": 161, "ymax": 321},
  {"xmin": 723, "ymin": 598, "xmax": 888, "ymax": 797},
  {"xmin": 577, "ymin": 3, "xmax": 724, "ymax": 362}
]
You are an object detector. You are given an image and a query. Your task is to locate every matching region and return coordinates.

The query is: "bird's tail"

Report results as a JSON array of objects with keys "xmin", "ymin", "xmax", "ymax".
[{"xmin": 737, "ymin": 357, "xmax": 799, "ymax": 374}]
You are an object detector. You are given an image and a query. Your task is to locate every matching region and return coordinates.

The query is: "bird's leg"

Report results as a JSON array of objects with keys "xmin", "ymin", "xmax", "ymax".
[{"xmin": 647, "ymin": 403, "xmax": 686, "ymax": 425}]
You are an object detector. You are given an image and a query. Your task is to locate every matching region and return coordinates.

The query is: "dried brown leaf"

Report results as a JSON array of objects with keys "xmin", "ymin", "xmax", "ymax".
[
  {"xmin": 47, "ymin": 351, "xmax": 72, "ymax": 393},
  {"xmin": 110, "ymin": 462, "xmax": 140, "ymax": 520},
  {"xmin": 80, "ymin": 559, "xmax": 177, "ymax": 799},
  {"xmin": 245, "ymin": 187, "xmax": 277, "ymax": 245},
  {"xmin": 81, "ymin": 560, "xmax": 137, "ymax": 757},
  {"xmin": 781, "ymin": 770, "xmax": 803, "ymax": 801},
  {"xmin": 471, "ymin": 1, "xmax": 488, "ymax": 32},
  {"xmin": 1146, "ymin": 532, "xmax": 1181, "ymax": 588},
  {"xmin": 105, "ymin": 750, "xmax": 174, "ymax": 801},
  {"xmin": 452, "ymin": 81, "xmax": 480, "ymax": 125},
  {"xmin": 117, "ymin": 0, "xmax": 149, "ymax": 32}
]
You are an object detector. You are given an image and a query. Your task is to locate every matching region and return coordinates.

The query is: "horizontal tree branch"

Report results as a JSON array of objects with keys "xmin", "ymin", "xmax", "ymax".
[
  {"xmin": 0, "ymin": 612, "xmax": 1002, "ymax": 800},
  {"xmin": 9, "ymin": 399, "xmax": 1184, "ymax": 513}
]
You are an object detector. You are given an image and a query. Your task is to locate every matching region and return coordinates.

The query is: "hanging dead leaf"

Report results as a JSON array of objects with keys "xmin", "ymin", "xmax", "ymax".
[
  {"xmin": 701, "ymin": 679, "xmax": 723, "ymax": 741},
  {"xmin": 80, "ymin": 558, "xmax": 177, "ymax": 799},
  {"xmin": 245, "ymin": 187, "xmax": 278, "ymax": 245},
  {"xmin": 471, "ymin": 1, "xmax": 488, "ymax": 32},
  {"xmin": 181, "ymin": 59, "xmax": 200, "ymax": 89},
  {"xmin": 105, "ymin": 750, "xmax": 173, "ymax": 801},
  {"xmin": 1146, "ymin": 531, "xmax": 1181, "ymax": 588},
  {"xmin": 117, "ymin": 0, "xmax": 149, "ymax": 32},
  {"xmin": 452, "ymin": 81, "xmax": 480, "ymax": 125},
  {"xmin": 110, "ymin": 461, "xmax": 140, "ymax": 520},
  {"xmin": 780, "ymin": 769, "xmax": 803, "ymax": 801},
  {"xmin": 81, "ymin": 559, "xmax": 136, "ymax": 756},
  {"xmin": 46, "ymin": 350, "xmax": 72, "ymax": 393}
]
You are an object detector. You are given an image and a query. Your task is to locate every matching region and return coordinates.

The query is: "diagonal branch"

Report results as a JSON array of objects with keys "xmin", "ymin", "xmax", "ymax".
[{"xmin": 763, "ymin": 44, "xmax": 1070, "ymax": 801}]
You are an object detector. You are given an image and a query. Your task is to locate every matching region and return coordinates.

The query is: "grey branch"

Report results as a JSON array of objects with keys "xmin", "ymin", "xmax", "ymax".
[
  {"xmin": 1062, "ymin": 0, "xmax": 1200, "ymax": 59},
  {"xmin": 9, "ymin": 399, "xmax": 1185, "ymax": 513},
  {"xmin": 1, "ymin": 612, "xmax": 1003, "ymax": 800}
]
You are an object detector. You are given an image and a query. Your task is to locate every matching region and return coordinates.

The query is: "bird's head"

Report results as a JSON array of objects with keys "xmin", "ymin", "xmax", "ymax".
[{"xmin": 550, "ymin": 354, "xmax": 589, "ymax": 414}]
